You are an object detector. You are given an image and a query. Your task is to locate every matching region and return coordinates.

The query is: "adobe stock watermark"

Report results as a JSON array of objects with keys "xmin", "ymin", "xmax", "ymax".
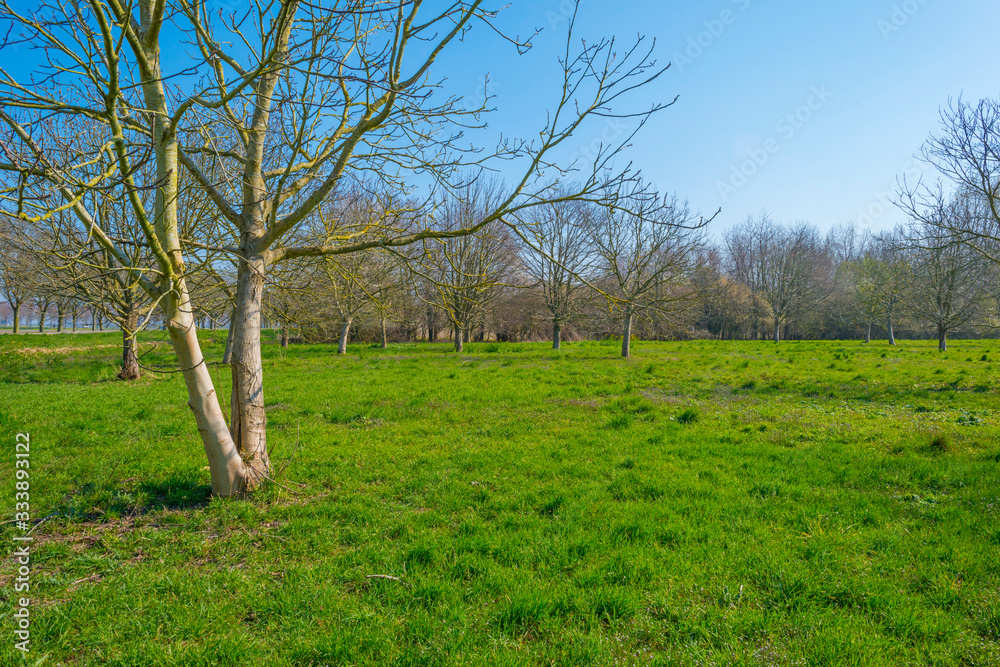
[
  {"xmin": 878, "ymin": 0, "xmax": 931, "ymax": 40},
  {"xmin": 544, "ymin": 0, "xmax": 588, "ymax": 30},
  {"xmin": 673, "ymin": 0, "xmax": 753, "ymax": 73},
  {"xmin": 11, "ymin": 431, "xmax": 32, "ymax": 655},
  {"xmin": 855, "ymin": 159, "xmax": 930, "ymax": 227},
  {"xmin": 460, "ymin": 74, "xmax": 501, "ymax": 115},
  {"xmin": 566, "ymin": 117, "xmax": 631, "ymax": 170},
  {"xmin": 717, "ymin": 85, "xmax": 834, "ymax": 202}
]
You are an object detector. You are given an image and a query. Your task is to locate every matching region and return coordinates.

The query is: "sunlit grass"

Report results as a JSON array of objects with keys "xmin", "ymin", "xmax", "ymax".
[{"xmin": 0, "ymin": 333, "xmax": 998, "ymax": 665}]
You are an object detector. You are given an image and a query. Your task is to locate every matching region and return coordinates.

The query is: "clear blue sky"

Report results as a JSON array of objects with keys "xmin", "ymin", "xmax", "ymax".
[
  {"xmin": 436, "ymin": 0, "xmax": 1000, "ymax": 237},
  {"xmin": 6, "ymin": 1, "xmax": 996, "ymax": 238}
]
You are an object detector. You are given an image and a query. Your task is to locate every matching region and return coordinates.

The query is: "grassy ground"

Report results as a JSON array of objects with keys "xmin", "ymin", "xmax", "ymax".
[{"xmin": 0, "ymin": 332, "xmax": 999, "ymax": 666}]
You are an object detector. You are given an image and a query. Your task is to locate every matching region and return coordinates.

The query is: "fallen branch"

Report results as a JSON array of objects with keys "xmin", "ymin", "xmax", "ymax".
[{"xmin": 365, "ymin": 574, "xmax": 411, "ymax": 587}]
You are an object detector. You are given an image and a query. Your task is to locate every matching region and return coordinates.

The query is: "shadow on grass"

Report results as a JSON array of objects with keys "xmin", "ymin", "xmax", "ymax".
[{"xmin": 53, "ymin": 475, "xmax": 212, "ymax": 523}]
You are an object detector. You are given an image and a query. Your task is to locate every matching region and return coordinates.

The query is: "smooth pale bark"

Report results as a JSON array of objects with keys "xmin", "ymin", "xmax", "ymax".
[
  {"xmin": 380, "ymin": 316, "xmax": 388, "ymax": 349},
  {"xmin": 865, "ymin": 323, "xmax": 871, "ymax": 344},
  {"xmin": 938, "ymin": 328, "xmax": 948, "ymax": 352},
  {"xmin": 337, "ymin": 319, "xmax": 352, "ymax": 355},
  {"xmin": 165, "ymin": 290, "xmax": 246, "ymax": 496},
  {"xmin": 219, "ymin": 10, "xmax": 295, "ymax": 491},
  {"xmin": 228, "ymin": 256, "xmax": 271, "ymax": 490},
  {"xmin": 12, "ymin": 304, "xmax": 19, "ymax": 334},
  {"xmin": 132, "ymin": 13, "xmax": 259, "ymax": 496},
  {"xmin": 118, "ymin": 311, "xmax": 141, "ymax": 381},
  {"xmin": 887, "ymin": 313, "xmax": 896, "ymax": 345},
  {"xmin": 773, "ymin": 319, "xmax": 781, "ymax": 343},
  {"xmin": 553, "ymin": 321, "xmax": 562, "ymax": 350},
  {"xmin": 621, "ymin": 311, "xmax": 633, "ymax": 359}
]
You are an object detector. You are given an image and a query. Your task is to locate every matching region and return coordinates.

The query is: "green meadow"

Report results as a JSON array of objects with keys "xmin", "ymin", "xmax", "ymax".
[{"xmin": 0, "ymin": 333, "xmax": 999, "ymax": 666}]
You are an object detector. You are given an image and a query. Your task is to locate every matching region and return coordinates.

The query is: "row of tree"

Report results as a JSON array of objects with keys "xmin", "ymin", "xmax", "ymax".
[{"xmin": 6, "ymin": 189, "xmax": 997, "ymax": 365}]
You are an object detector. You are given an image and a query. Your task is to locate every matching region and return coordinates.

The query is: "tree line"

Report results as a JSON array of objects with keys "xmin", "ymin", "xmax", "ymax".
[{"xmin": 5, "ymin": 194, "xmax": 998, "ymax": 358}]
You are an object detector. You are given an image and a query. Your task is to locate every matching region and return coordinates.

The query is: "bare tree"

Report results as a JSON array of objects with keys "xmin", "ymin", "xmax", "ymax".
[
  {"xmin": 903, "ymin": 198, "xmax": 990, "ymax": 351},
  {"xmin": 899, "ymin": 97, "xmax": 1000, "ymax": 261},
  {"xmin": 417, "ymin": 183, "xmax": 518, "ymax": 353},
  {"xmin": 0, "ymin": 217, "xmax": 30, "ymax": 333},
  {"xmin": 725, "ymin": 215, "xmax": 830, "ymax": 343},
  {"xmin": 871, "ymin": 231, "xmax": 913, "ymax": 345},
  {"xmin": 842, "ymin": 254, "xmax": 883, "ymax": 343},
  {"xmin": 589, "ymin": 187, "xmax": 707, "ymax": 358},
  {"xmin": 519, "ymin": 198, "xmax": 594, "ymax": 349},
  {"xmin": 0, "ymin": 1, "xmax": 671, "ymax": 496}
]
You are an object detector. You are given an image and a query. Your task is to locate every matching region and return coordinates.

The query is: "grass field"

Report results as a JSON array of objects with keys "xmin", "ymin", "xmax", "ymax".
[{"xmin": 0, "ymin": 333, "xmax": 999, "ymax": 666}]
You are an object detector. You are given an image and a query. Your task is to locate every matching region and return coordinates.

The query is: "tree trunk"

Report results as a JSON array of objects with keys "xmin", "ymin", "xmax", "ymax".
[
  {"xmin": 56, "ymin": 306, "xmax": 64, "ymax": 332},
  {"xmin": 91, "ymin": 312, "xmax": 97, "ymax": 331},
  {"xmin": 380, "ymin": 315, "xmax": 388, "ymax": 349},
  {"xmin": 773, "ymin": 318, "xmax": 780, "ymax": 343},
  {"xmin": 938, "ymin": 327, "xmax": 947, "ymax": 352},
  {"xmin": 118, "ymin": 311, "xmax": 141, "ymax": 381},
  {"xmin": 228, "ymin": 257, "xmax": 271, "ymax": 492},
  {"xmin": 12, "ymin": 304, "xmax": 19, "ymax": 334},
  {"xmin": 127, "ymin": 22, "xmax": 257, "ymax": 497},
  {"xmin": 280, "ymin": 326, "xmax": 289, "ymax": 349},
  {"xmin": 223, "ymin": 310, "xmax": 236, "ymax": 364},
  {"xmin": 337, "ymin": 319, "xmax": 352, "ymax": 355},
  {"xmin": 454, "ymin": 323, "xmax": 464, "ymax": 353},
  {"xmin": 887, "ymin": 313, "xmax": 896, "ymax": 346},
  {"xmin": 865, "ymin": 322, "xmax": 871, "ymax": 344},
  {"xmin": 72, "ymin": 312, "xmax": 77, "ymax": 331},
  {"xmin": 621, "ymin": 311, "xmax": 633, "ymax": 359},
  {"xmin": 553, "ymin": 320, "xmax": 562, "ymax": 350},
  {"xmin": 98, "ymin": 315, "xmax": 103, "ymax": 332},
  {"xmin": 164, "ymin": 287, "xmax": 247, "ymax": 497}
]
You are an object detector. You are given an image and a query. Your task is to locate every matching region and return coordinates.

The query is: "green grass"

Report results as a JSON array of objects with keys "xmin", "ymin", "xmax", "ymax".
[{"xmin": 1, "ymin": 333, "xmax": 999, "ymax": 665}]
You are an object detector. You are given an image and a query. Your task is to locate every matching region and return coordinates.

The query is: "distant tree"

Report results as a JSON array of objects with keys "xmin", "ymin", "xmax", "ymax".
[
  {"xmin": 0, "ymin": 218, "xmax": 30, "ymax": 333},
  {"xmin": 871, "ymin": 231, "xmax": 913, "ymax": 345},
  {"xmin": 693, "ymin": 248, "xmax": 759, "ymax": 340},
  {"xmin": 589, "ymin": 187, "xmax": 707, "ymax": 358},
  {"xmin": 904, "ymin": 198, "xmax": 990, "ymax": 351},
  {"xmin": 417, "ymin": 183, "xmax": 519, "ymax": 353},
  {"xmin": 842, "ymin": 255, "xmax": 884, "ymax": 343},
  {"xmin": 725, "ymin": 215, "xmax": 829, "ymax": 343},
  {"xmin": 518, "ymin": 198, "xmax": 594, "ymax": 349}
]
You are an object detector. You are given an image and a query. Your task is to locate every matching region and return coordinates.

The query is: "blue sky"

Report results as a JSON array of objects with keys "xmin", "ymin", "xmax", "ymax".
[
  {"xmin": 436, "ymin": 0, "xmax": 1000, "ymax": 237},
  {"xmin": 5, "ymin": 1, "xmax": 995, "ymax": 238}
]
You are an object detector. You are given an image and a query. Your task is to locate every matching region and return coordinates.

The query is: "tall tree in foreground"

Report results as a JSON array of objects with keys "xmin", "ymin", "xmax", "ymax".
[{"xmin": 0, "ymin": 1, "xmax": 669, "ymax": 495}]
